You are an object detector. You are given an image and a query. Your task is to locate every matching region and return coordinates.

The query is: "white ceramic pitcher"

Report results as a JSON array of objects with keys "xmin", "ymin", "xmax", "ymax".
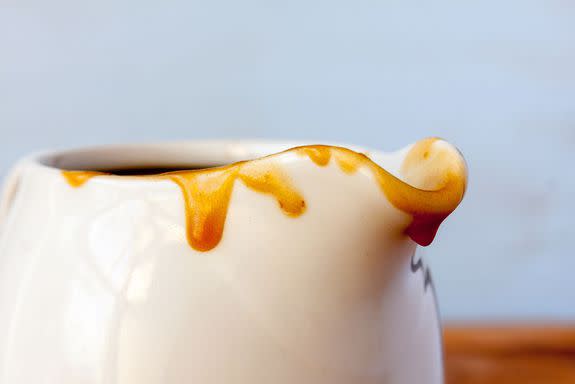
[{"xmin": 0, "ymin": 138, "xmax": 466, "ymax": 384}]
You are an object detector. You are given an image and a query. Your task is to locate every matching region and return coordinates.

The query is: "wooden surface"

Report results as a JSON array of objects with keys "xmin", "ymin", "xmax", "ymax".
[{"xmin": 443, "ymin": 325, "xmax": 575, "ymax": 384}]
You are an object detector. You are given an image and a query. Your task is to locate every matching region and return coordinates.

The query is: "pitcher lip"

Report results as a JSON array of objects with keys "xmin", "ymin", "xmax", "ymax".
[
  {"xmin": 27, "ymin": 137, "xmax": 467, "ymax": 209},
  {"xmin": 23, "ymin": 138, "xmax": 467, "ymax": 248}
]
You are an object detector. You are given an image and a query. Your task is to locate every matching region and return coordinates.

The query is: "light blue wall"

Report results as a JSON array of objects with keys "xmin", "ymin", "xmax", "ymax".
[{"xmin": 1, "ymin": 0, "xmax": 574, "ymax": 320}]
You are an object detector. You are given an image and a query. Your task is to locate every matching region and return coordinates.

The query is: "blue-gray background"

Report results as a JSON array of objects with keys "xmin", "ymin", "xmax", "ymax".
[{"xmin": 1, "ymin": 0, "xmax": 574, "ymax": 321}]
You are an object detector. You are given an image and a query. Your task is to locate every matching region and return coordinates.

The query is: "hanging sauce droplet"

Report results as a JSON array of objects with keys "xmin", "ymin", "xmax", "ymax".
[
  {"xmin": 165, "ymin": 168, "xmax": 238, "ymax": 252},
  {"xmin": 61, "ymin": 140, "xmax": 466, "ymax": 250},
  {"xmin": 396, "ymin": 138, "xmax": 467, "ymax": 245}
]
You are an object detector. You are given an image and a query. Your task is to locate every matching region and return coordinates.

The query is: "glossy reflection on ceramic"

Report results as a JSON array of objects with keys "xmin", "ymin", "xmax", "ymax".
[{"xmin": 0, "ymin": 139, "xmax": 466, "ymax": 384}]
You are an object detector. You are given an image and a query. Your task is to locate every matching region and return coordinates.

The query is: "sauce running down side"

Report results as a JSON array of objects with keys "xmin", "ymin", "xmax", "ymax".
[{"xmin": 62, "ymin": 139, "xmax": 467, "ymax": 251}]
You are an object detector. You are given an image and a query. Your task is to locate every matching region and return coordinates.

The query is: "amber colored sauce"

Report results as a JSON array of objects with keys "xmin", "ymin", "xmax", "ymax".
[
  {"xmin": 62, "ymin": 171, "xmax": 109, "ymax": 187},
  {"xmin": 165, "ymin": 168, "xmax": 239, "ymax": 252},
  {"xmin": 395, "ymin": 138, "xmax": 467, "ymax": 245},
  {"xmin": 163, "ymin": 161, "xmax": 305, "ymax": 251},
  {"xmin": 300, "ymin": 146, "xmax": 331, "ymax": 167},
  {"xmin": 61, "ymin": 139, "xmax": 466, "ymax": 250}
]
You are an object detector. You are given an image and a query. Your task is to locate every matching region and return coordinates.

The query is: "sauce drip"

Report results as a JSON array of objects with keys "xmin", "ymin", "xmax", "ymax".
[
  {"xmin": 166, "ymin": 168, "xmax": 239, "ymax": 252},
  {"xmin": 62, "ymin": 140, "xmax": 466, "ymax": 250},
  {"xmin": 62, "ymin": 171, "xmax": 107, "ymax": 187},
  {"xmin": 164, "ymin": 161, "xmax": 306, "ymax": 251},
  {"xmin": 297, "ymin": 141, "xmax": 466, "ymax": 245}
]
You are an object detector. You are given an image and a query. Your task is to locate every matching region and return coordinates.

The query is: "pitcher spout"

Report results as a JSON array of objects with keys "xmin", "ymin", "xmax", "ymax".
[
  {"xmin": 286, "ymin": 138, "xmax": 466, "ymax": 247},
  {"xmin": 387, "ymin": 137, "xmax": 467, "ymax": 246}
]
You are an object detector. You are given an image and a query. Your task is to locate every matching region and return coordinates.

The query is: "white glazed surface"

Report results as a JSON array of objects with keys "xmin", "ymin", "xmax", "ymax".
[{"xmin": 0, "ymin": 141, "xmax": 443, "ymax": 384}]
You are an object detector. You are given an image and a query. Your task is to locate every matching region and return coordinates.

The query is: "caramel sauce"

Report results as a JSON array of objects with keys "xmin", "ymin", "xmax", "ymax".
[
  {"xmin": 297, "ymin": 141, "xmax": 466, "ymax": 245},
  {"xmin": 296, "ymin": 145, "xmax": 363, "ymax": 174},
  {"xmin": 396, "ymin": 138, "xmax": 467, "ymax": 245},
  {"xmin": 237, "ymin": 161, "xmax": 306, "ymax": 217},
  {"xmin": 61, "ymin": 139, "xmax": 466, "ymax": 250},
  {"xmin": 62, "ymin": 171, "xmax": 109, "ymax": 187},
  {"xmin": 333, "ymin": 149, "xmax": 363, "ymax": 174},
  {"xmin": 300, "ymin": 146, "xmax": 331, "ymax": 167},
  {"xmin": 163, "ymin": 161, "xmax": 306, "ymax": 251},
  {"xmin": 166, "ymin": 168, "xmax": 239, "ymax": 252}
]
